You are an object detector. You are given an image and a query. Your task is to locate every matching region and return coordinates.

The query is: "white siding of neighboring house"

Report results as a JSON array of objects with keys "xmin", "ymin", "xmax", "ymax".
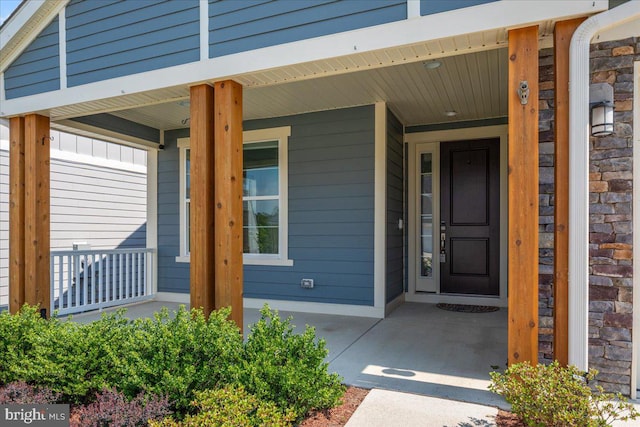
[{"xmin": 0, "ymin": 125, "xmax": 147, "ymax": 308}]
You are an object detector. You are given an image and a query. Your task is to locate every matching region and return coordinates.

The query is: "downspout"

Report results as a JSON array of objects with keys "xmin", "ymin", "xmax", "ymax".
[{"xmin": 569, "ymin": 1, "xmax": 640, "ymax": 371}]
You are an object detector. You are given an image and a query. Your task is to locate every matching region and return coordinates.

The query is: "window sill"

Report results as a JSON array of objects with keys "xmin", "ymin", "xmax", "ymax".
[
  {"xmin": 175, "ymin": 255, "xmax": 294, "ymax": 267},
  {"xmin": 244, "ymin": 257, "xmax": 294, "ymax": 267}
]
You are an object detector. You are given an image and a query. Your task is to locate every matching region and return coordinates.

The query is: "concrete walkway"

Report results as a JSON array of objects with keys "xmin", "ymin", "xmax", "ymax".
[
  {"xmin": 328, "ymin": 303, "xmax": 508, "ymax": 408},
  {"xmin": 346, "ymin": 390, "xmax": 498, "ymax": 427}
]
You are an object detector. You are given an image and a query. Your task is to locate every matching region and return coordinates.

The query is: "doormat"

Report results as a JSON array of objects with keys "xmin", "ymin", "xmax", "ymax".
[{"xmin": 436, "ymin": 303, "xmax": 500, "ymax": 313}]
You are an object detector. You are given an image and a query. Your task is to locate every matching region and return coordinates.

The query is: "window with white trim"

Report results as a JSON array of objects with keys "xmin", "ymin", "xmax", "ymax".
[{"xmin": 177, "ymin": 127, "xmax": 292, "ymax": 266}]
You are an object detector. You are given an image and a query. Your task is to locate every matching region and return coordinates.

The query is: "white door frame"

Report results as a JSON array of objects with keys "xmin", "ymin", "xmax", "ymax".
[
  {"xmin": 410, "ymin": 141, "xmax": 441, "ymax": 293},
  {"xmin": 405, "ymin": 124, "xmax": 508, "ymax": 307}
]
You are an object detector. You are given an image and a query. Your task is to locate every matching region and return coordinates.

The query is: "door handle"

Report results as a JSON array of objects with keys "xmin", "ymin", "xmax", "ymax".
[{"xmin": 440, "ymin": 222, "xmax": 446, "ymax": 263}]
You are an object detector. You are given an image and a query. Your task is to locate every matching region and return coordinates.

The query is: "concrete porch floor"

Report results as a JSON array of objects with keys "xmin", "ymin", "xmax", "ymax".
[{"xmin": 68, "ymin": 300, "xmax": 508, "ymax": 409}]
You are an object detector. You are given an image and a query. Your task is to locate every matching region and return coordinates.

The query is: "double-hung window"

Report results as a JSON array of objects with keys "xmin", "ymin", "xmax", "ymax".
[{"xmin": 177, "ymin": 126, "xmax": 292, "ymax": 266}]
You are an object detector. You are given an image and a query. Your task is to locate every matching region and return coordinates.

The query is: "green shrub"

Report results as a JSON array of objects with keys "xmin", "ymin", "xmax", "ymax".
[
  {"xmin": 150, "ymin": 385, "xmax": 296, "ymax": 427},
  {"xmin": 234, "ymin": 306, "xmax": 345, "ymax": 422},
  {"xmin": 0, "ymin": 305, "xmax": 243, "ymax": 411},
  {"xmin": 119, "ymin": 306, "xmax": 244, "ymax": 412},
  {"xmin": 0, "ymin": 304, "xmax": 344, "ymax": 422},
  {"xmin": 489, "ymin": 361, "xmax": 639, "ymax": 427},
  {"xmin": 0, "ymin": 305, "xmax": 132, "ymax": 401}
]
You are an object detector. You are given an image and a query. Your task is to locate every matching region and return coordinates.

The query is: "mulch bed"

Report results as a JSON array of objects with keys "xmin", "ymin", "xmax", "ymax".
[
  {"xmin": 298, "ymin": 386, "xmax": 369, "ymax": 427},
  {"xmin": 496, "ymin": 410, "xmax": 525, "ymax": 426}
]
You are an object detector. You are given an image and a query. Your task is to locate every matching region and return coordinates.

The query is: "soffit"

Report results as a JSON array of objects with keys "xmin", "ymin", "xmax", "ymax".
[{"xmin": 49, "ymin": 21, "xmax": 555, "ymax": 129}]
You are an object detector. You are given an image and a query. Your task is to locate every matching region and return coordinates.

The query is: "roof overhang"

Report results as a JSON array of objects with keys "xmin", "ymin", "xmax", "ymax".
[{"xmin": 0, "ymin": 0, "xmax": 609, "ymax": 131}]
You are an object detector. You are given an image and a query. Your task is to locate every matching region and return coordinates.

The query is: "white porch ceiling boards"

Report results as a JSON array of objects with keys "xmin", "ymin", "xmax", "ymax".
[
  {"xmin": 105, "ymin": 47, "xmax": 508, "ymax": 130},
  {"xmin": 49, "ymin": 21, "xmax": 552, "ymax": 130},
  {"xmin": 245, "ymin": 47, "xmax": 509, "ymax": 126}
]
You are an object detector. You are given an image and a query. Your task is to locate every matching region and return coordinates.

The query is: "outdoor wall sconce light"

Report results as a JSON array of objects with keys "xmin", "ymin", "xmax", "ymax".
[
  {"xmin": 590, "ymin": 83, "xmax": 614, "ymax": 137},
  {"xmin": 590, "ymin": 102, "xmax": 614, "ymax": 136}
]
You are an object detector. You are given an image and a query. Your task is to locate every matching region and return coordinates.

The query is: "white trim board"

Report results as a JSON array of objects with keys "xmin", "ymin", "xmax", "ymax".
[
  {"xmin": 404, "ymin": 125, "xmax": 509, "ymax": 308},
  {"xmin": 0, "ymin": 1, "xmax": 606, "ymax": 117},
  {"xmin": 153, "ymin": 293, "xmax": 385, "ymax": 318},
  {"xmin": 374, "ymin": 102, "xmax": 386, "ymax": 313},
  {"xmin": 155, "ymin": 292, "xmax": 190, "ymax": 304},
  {"xmin": 407, "ymin": 0, "xmax": 421, "ymax": 19},
  {"xmin": 244, "ymin": 298, "xmax": 384, "ymax": 319},
  {"xmin": 147, "ymin": 148, "xmax": 159, "ymax": 295},
  {"xmin": 58, "ymin": 9, "xmax": 67, "ymax": 90},
  {"xmin": 385, "ymin": 293, "xmax": 405, "ymax": 316},
  {"xmin": 0, "ymin": 139, "xmax": 147, "ymax": 173},
  {"xmin": 199, "ymin": 0, "xmax": 208, "ymax": 62}
]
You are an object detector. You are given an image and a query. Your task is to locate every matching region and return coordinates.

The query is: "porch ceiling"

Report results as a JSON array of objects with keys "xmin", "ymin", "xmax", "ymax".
[
  {"xmin": 48, "ymin": 20, "xmax": 557, "ymax": 133},
  {"xmin": 111, "ymin": 47, "xmax": 509, "ymax": 129}
]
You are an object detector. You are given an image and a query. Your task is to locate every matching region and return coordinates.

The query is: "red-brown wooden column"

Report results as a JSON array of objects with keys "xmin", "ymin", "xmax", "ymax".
[
  {"xmin": 553, "ymin": 17, "xmax": 586, "ymax": 366},
  {"xmin": 9, "ymin": 117, "xmax": 26, "ymax": 313},
  {"xmin": 508, "ymin": 26, "xmax": 539, "ymax": 365},
  {"xmin": 189, "ymin": 84, "xmax": 216, "ymax": 315},
  {"xmin": 213, "ymin": 80, "xmax": 243, "ymax": 330},
  {"xmin": 24, "ymin": 114, "xmax": 51, "ymax": 316}
]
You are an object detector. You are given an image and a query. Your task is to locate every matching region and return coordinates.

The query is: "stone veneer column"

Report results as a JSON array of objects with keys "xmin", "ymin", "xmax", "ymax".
[
  {"xmin": 587, "ymin": 37, "xmax": 638, "ymax": 395},
  {"xmin": 538, "ymin": 47, "xmax": 556, "ymax": 364}
]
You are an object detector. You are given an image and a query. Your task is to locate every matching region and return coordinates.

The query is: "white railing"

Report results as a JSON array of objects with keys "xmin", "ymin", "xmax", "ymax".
[{"xmin": 50, "ymin": 248, "xmax": 155, "ymax": 316}]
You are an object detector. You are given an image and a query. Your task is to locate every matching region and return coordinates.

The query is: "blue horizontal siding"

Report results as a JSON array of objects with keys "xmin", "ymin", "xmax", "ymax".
[
  {"xmin": 406, "ymin": 117, "xmax": 508, "ymax": 133},
  {"xmin": 244, "ymin": 106, "xmax": 375, "ymax": 306},
  {"xmin": 386, "ymin": 109, "xmax": 404, "ymax": 303},
  {"xmin": 66, "ymin": 0, "xmax": 199, "ymax": 87},
  {"xmin": 421, "ymin": 0, "xmax": 498, "ymax": 16},
  {"xmin": 157, "ymin": 128, "xmax": 191, "ymax": 293},
  {"xmin": 156, "ymin": 106, "xmax": 376, "ymax": 306},
  {"xmin": 209, "ymin": 0, "xmax": 406, "ymax": 57},
  {"xmin": 4, "ymin": 17, "xmax": 60, "ymax": 99},
  {"xmin": 70, "ymin": 113, "xmax": 160, "ymax": 143}
]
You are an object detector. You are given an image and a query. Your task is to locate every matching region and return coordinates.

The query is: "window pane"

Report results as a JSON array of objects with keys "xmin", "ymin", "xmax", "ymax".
[
  {"xmin": 244, "ymin": 199, "xmax": 279, "ymax": 254},
  {"xmin": 420, "ymin": 153, "xmax": 433, "ymax": 278},
  {"xmin": 186, "ymin": 149, "xmax": 191, "ymax": 199},
  {"xmin": 244, "ymin": 141, "xmax": 278, "ymax": 197}
]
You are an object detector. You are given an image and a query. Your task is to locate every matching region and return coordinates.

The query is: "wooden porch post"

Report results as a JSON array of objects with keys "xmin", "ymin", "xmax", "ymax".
[
  {"xmin": 24, "ymin": 114, "xmax": 51, "ymax": 316},
  {"xmin": 508, "ymin": 26, "xmax": 539, "ymax": 365},
  {"xmin": 9, "ymin": 117, "xmax": 26, "ymax": 314},
  {"xmin": 213, "ymin": 80, "xmax": 243, "ymax": 330},
  {"xmin": 553, "ymin": 18, "xmax": 586, "ymax": 366},
  {"xmin": 189, "ymin": 84, "xmax": 216, "ymax": 315}
]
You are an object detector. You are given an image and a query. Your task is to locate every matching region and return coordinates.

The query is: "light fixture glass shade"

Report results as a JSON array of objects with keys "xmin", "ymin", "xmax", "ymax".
[{"xmin": 591, "ymin": 102, "xmax": 614, "ymax": 137}]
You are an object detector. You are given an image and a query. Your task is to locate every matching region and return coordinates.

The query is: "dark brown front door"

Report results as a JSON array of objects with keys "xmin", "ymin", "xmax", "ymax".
[{"xmin": 440, "ymin": 138, "xmax": 500, "ymax": 295}]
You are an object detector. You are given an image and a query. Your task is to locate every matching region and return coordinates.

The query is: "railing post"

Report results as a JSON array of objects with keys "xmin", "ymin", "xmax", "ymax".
[{"xmin": 74, "ymin": 252, "xmax": 80, "ymax": 308}]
